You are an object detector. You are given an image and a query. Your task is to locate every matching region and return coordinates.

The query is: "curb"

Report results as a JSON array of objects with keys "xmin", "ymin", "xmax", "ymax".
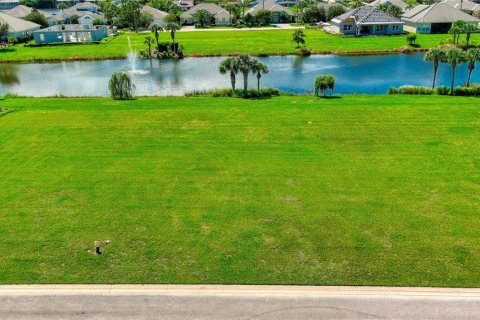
[{"xmin": 1, "ymin": 285, "xmax": 480, "ymax": 297}]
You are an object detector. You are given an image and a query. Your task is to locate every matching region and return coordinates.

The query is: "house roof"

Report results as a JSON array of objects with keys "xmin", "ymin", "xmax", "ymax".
[
  {"xmin": 318, "ymin": 2, "xmax": 347, "ymax": 11},
  {"xmin": 72, "ymin": 1, "xmax": 99, "ymax": 10},
  {"xmin": 181, "ymin": 3, "xmax": 227, "ymax": 18},
  {"xmin": 367, "ymin": 0, "xmax": 409, "ymax": 11},
  {"xmin": 0, "ymin": 11, "xmax": 40, "ymax": 32},
  {"xmin": 246, "ymin": 0, "xmax": 294, "ymax": 15},
  {"xmin": 402, "ymin": 3, "xmax": 480, "ymax": 23},
  {"xmin": 141, "ymin": 5, "xmax": 168, "ymax": 20},
  {"xmin": 332, "ymin": 6, "xmax": 403, "ymax": 24},
  {"xmin": 6, "ymin": 5, "xmax": 53, "ymax": 19},
  {"xmin": 56, "ymin": 8, "xmax": 103, "ymax": 20},
  {"xmin": 441, "ymin": 0, "xmax": 480, "ymax": 12}
]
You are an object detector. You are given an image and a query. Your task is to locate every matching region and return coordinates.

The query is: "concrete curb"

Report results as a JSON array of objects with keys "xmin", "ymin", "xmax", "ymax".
[{"xmin": 1, "ymin": 285, "xmax": 480, "ymax": 297}]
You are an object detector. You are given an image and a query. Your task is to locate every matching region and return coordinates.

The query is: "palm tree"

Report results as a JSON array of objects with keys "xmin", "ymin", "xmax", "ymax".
[
  {"xmin": 219, "ymin": 58, "xmax": 239, "ymax": 90},
  {"xmin": 424, "ymin": 47, "xmax": 445, "ymax": 89},
  {"xmin": 465, "ymin": 48, "xmax": 480, "ymax": 87},
  {"xmin": 144, "ymin": 36, "xmax": 153, "ymax": 60},
  {"xmin": 449, "ymin": 20, "xmax": 465, "ymax": 44},
  {"xmin": 448, "ymin": 25, "xmax": 462, "ymax": 44},
  {"xmin": 225, "ymin": 3, "xmax": 238, "ymax": 25},
  {"xmin": 165, "ymin": 23, "xmax": 180, "ymax": 53},
  {"xmin": 463, "ymin": 24, "xmax": 478, "ymax": 47},
  {"xmin": 251, "ymin": 60, "xmax": 269, "ymax": 90},
  {"xmin": 150, "ymin": 24, "xmax": 163, "ymax": 52},
  {"xmin": 237, "ymin": 55, "xmax": 254, "ymax": 90},
  {"xmin": 443, "ymin": 47, "xmax": 465, "ymax": 95}
]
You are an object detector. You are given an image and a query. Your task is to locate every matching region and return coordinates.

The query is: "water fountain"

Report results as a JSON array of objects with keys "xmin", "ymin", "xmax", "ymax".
[{"xmin": 127, "ymin": 37, "xmax": 148, "ymax": 75}]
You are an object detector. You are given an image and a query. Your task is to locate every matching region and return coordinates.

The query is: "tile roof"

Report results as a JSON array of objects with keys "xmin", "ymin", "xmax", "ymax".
[{"xmin": 333, "ymin": 6, "xmax": 403, "ymax": 24}]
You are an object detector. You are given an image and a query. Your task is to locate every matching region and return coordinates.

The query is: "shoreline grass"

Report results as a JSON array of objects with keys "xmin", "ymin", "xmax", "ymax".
[
  {"xmin": 0, "ymin": 30, "xmax": 477, "ymax": 63},
  {"xmin": 1, "ymin": 95, "xmax": 480, "ymax": 286}
]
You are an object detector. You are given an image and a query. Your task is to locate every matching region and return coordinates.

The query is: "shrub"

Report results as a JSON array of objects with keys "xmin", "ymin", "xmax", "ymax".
[
  {"xmin": 254, "ymin": 10, "xmax": 272, "ymax": 26},
  {"xmin": 436, "ymin": 86, "xmax": 450, "ymax": 95},
  {"xmin": 108, "ymin": 72, "xmax": 135, "ymax": 100},
  {"xmin": 454, "ymin": 85, "xmax": 480, "ymax": 96},
  {"xmin": 187, "ymin": 88, "xmax": 280, "ymax": 99},
  {"xmin": 388, "ymin": 85, "xmax": 433, "ymax": 95},
  {"xmin": 407, "ymin": 34, "xmax": 417, "ymax": 46},
  {"xmin": 298, "ymin": 47, "xmax": 311, "ymax": 56},
  {"xmin": 8, "ymin": 37, "xmax": 18, "ymax": 44}
]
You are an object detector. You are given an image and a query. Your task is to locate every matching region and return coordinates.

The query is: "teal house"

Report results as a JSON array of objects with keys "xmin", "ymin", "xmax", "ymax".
[{"xmin": 33, "ymin": 25, "xmax": 108, "ymax": 44}]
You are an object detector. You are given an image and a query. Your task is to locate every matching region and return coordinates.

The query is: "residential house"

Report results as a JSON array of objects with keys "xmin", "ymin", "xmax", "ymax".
[
  {"xmin": 331, "ymin": 6, "xmax": 404, "ymax": 35},
  {"xmin": 33, "ymin": 24, "xmax": 108, "ymax": 44},
  {"xmin": 141, "ymin": 5, "xmax": 168, "ymax": 27},
  {"xmin": 181, "ymin": 3, "xmax": 230, "ymax": 25},
  {"xmin": 6, "ymin": 5, "xmax": 57, "ymax": 26},
  {"xmin": 402, "ymin": 3, "xmax": 479, "ymax": 33},
  {"xmin": 0, "ymin": 11, "xmax": 40, "ymax": 39},
  {"xmin": 245, "ymin": 0, "xmax": 295, "ymax": 23},
  {"xmin": 441, "ymin": 0, "xmax": 480, "ymax": 13},
  {"xmin": 367, "ymin": 0, "xmax": 409, "ymax": 12},
  {"xmin": 56, "ymin": 2, "xmax": 104, "ymax": 26},
  {"xmin": 177, "ymin": 0, "xmax": 193, "ymax": 11}
]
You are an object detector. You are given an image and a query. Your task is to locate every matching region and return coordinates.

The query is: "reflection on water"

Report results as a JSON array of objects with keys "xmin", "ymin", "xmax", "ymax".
[
  {"xmin": 0, "ymin": 65, "xmax": 19, "ymax": 85},
  {"xmin": 0, "ymin": 54, "xmax": 479, "ymax": 97}
]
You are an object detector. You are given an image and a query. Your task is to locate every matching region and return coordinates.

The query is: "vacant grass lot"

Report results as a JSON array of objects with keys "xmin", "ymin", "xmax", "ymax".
[
  {"xmin": 1, "ymin": 95, "xmax": 480, "ymax": 285},
  {"xmin": 1, "ymin": 30, "xmax": 478, "ymax": 63}
]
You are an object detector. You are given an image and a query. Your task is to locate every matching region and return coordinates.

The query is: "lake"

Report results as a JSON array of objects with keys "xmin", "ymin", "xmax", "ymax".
[{"xmin": 0, "ymin": 54, "xmax": 478, "ymax": 97}]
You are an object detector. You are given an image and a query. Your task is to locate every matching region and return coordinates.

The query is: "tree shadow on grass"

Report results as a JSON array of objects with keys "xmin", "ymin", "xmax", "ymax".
[
  {"xmin": 316, "ymin": 95, "xmax": 341, "ymax": 99},
  {"xmin": 0, "ymin": 48, "xmax": 16, "ymax": 53}
]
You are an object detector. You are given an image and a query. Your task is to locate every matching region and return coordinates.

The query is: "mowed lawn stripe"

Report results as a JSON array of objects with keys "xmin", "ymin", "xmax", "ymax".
[{"xmin": 0, "ymin": 95, "xmax": 479, "ymax": 285}]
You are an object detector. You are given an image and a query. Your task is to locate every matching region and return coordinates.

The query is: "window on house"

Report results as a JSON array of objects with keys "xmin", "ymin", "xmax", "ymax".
[
  {"xmin": 375, "ymin": 25, "xmax": 384, "ymax": 32},
  {"xmin": 39, "ymin": 34, "xmax": 45, "ymax": 41},
  {"xmin": 392, "ymin": 25, "xmax": 399, "ymax": 31},
  {"xmin": 343, "ymin": 24, "xmax": 352, "ymax": 31}
]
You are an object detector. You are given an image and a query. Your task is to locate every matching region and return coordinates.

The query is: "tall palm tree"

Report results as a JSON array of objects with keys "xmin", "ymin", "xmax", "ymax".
[
  {"xmin": 150, "ymin": 24, "xmax": 163, "ymax": 52},
  {"xmin": 443, "ymin": 47, "xmax": 465, "ymax": 95},
  {"xmin": 165, "ymin": 23, "xmax": 180, "ymax": 53},
  {"xmin": 463, "ymin": 24, "xmax": 478, "ymax": 47},
  {"xmin": 424, "ymin": 47, "xmax": 445, "ymax": 89},
  {"xmin": 237, "ymin": 55, "xmax": 254, "ymax": 90},
  {"xmin": 251, "ymin": 60, "xmax": 269, "ymax": 90},
  {"xmin": 219, "ymin": 58, "xmax": 239, "ymax": 90},
  {"xmin": 465, "ymin": 48, "xmax": 480, "ymax": 87},
  {"xmin": 144, "ymin": 36, "xmax": 153, "ymax": 60}
]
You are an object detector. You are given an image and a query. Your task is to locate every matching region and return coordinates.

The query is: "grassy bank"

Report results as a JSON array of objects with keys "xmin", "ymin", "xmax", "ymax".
[
  {"xmin": 1, "ymin": 30, "xmax": 477, "ymax": 63},
  {"xmin": 1, "ymin": 95, "xmax": 480, "ymax": 285}
]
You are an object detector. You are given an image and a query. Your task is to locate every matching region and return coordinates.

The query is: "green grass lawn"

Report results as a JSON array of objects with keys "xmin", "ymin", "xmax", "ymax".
[
  {"xmin": 1, "ymin": 30, "xmax": 477, "ymax": 63},
  {"xmin": 1, "ymin": 95, "xmax": 480, "ymax": 285}
]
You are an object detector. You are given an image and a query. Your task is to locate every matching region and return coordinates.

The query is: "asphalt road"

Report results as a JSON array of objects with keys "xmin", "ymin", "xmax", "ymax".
[{"xmin": 1, "ymin": 292, "xmax": 480, "ymax": 319}]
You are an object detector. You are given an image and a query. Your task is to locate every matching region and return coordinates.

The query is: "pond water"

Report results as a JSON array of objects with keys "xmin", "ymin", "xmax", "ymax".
[{"xmin": 0, "ymin": 54, "xmax": 478, "ymax": 97}]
